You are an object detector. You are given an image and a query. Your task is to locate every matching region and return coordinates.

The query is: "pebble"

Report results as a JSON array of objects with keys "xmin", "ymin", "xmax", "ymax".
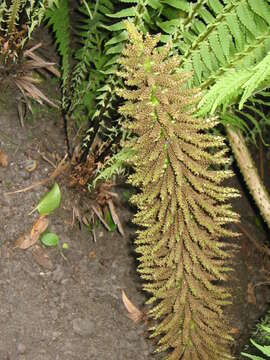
[
  {"xmin": 50, "ymin": 309, "xmax": 58, "ymax": 321},
  {"xmin": 17, "ymin": 343, "xmax": 26, "ymax": 354},
  {"xmin": 72, "ymin": 318, "xmax": 95, "ymax": 337},
  {"xmin": 52, "ymin": 265, "xmax": 64, "ymax": 283}
]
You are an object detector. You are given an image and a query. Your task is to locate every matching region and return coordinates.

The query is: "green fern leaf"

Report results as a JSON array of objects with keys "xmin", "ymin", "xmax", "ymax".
[
  {"xmin": 240, "ymin": 52, "xmax": 270, "ymax": 108},
  {"xmin": 200, "ymin": 43, "xmax": 213, "ymax": 71},
  {"xmin": 217, "ymin": 23, "xmax": 231, "ymax": 61},
  {"xmin": 247, "ymin": 0, "xmax": 270, "ymax": 25},
  {"xmin": 236, "ymin": 2, "xmax": 259, "ymax": 36},
  {"xmin": 45, "ymin": 0, "xmax": 70, "ymax": 106},
  {"xmin": 209, "ymin": 32, "xmax": 226, "ymax": 65},
  {"xmin": 225, "ymin": 13, "xmax": 245, "ymax": 51},
  {"xmin": 208, "ymin": 0, "xmax": 224, "ymax": 15},
  {"xmin": 106, "ymin": 7, "xmax": 136, "ymax": 18},
  {"xmin": 7, "ymin": 0, "xmax": 21, "ymax": 34}
]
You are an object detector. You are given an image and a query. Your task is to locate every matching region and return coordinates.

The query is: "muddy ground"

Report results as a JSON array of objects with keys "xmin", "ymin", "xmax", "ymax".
[{"xmin": 0, "ymin": 38, "xmax": 270, "ymax": 360}]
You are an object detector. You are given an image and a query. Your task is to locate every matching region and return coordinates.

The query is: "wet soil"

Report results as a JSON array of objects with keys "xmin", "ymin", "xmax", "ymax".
[{"xmin": 0, "ymin": 41, "xmax": 270, "ymax": 360}]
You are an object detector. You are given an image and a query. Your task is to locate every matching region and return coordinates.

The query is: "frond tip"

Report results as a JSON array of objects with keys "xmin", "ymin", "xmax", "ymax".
[{"xmin": 117, "ymin": 23, "xmax": 240, "ymax": 360}]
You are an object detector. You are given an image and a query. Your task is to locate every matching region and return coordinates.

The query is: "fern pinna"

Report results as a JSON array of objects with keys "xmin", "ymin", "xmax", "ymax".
[{"xmin": 117, "ymin": 24, "xmax": 239, "ymax": 360}]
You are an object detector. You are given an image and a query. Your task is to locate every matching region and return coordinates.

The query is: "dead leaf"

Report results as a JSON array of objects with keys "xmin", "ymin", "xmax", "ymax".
[
  {"xmin": 0, "ymin": 149, "xmax": 8, "ymax": 167},
  {"xmin": 88, "ymin": 250, "xmax": 95, "ymax": 259},
  {"xmin": 72, "ymin": 206, "xmax": 82, "ymax": 228},
  {"xmin": 229, "ymin": 327, "xmax": 240, "ymax": 335},
  {"xmin": 30, "ymin": 216, "xmax": 49, "ymax": 243},
  {"xmin": 247, "ymin": 283, "xmax": 257, "ymax": 304},
  {"xmin": 82, "ymin": 215, "xmax": 90, "ymax": 226},
  {"xmin": 108, "ymin": 199, "xmax": 124, "ymax": 236},
  {"xmin": 122, "ymin": 290, "xmax": 144, "ymax": 323},
  {"xmin": 14, "ymin": 233, "xmax": 34, "ymax": 250},
  {"xmin": 91, "ymin": 205, "xmax": 110, "ymax": 231},
  {"xmin": 14, "ymin": 216, "xmax": 49, "ymax": 249},
  {"xmin": 32, "ymin": 245, "xmax": 53, "ymax": 270}
]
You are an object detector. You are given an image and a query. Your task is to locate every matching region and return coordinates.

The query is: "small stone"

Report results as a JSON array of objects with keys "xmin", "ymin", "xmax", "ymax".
[
  {"xmin": 50, "ymin": 309, "xmax": 58, "ymax": 321},
  {"xmin": 17, "ymin": 343, "xmax": 26, "ymax": 355},
  {"xmin": 52, "ymin": 265, "xmax": 64, "ymax": 283},
  {"xmin": 52, "ymin": 331, "xmax": 61, "ymax": 340},
  {"xmin": 72, "ymin": 318, "xmax": 94, "ymax": 337}
]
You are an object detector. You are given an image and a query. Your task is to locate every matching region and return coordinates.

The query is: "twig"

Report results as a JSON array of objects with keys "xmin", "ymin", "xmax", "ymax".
[
  {"xmin": 259, "ymin": 137, "xmax": 264, "ymax": 181},
  {"xmin": 62, "ymin": 112, "xmax": 72, "ymax": 159},
  {"xmin": 254, "ymin": 281, "xmax": 270, "ymax": 288},
  {"xmin": 5, "ymin": 154, "xmax": 69, "ymax": 195},
  {"xmin": 235, "ymin": 222, "xmax": 270, "ymax": 257},
  {"xmin": 92, "ymin": 228, "xmax": 97, "ymax": 243},
  {"xmin": 17, "ymin": 98, "xmax": 24, "ymax": 127},
  {"xmin": 38, "ymin": 151, "xmax": 57, "ymax": 168},
  {"xmin": 90, "ymin": 205, "xmax": 110, "ymax": 231}
]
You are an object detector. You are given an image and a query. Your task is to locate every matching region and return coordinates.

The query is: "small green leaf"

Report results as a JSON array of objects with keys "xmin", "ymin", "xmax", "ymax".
[
  {"xmin": 36, "ymin": 182, "xmax": 61, "ymax": 215},
  {"xmin": 106, "ymin": 7, "xmax": 136, "ymax": 18},
  {"xmin": 62, "ymin": 242, "xmax": 69, "ymax": 249},
  {"xmin": 40, "ymin": 232, "xmax": 59, "ymax": 247},
  {"xmin": 106, "ymin": 209, "xmax": 117, "ymax": 232}
]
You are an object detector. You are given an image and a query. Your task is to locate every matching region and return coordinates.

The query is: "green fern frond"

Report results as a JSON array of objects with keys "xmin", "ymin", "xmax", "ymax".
[
  {"xmin": 6, "ymin": 0, "xmax": 23, "ymax": 35},
  {"xmin": 198, "ymin": 50, "xmax": 270, "ymax": 120},
  {"xmin": 45, "ymin": 0, "xmax": 70, "ymax": 108},
  {"xmin": 24, "ymin": 0, "xmax": 57, "ymax": 43},
  {"xmin": 158, "ymin": 0, "xmax": 270, "ymax": 90},
  {"xmin": 117, "ymin": 23, "xmax": 239, "ymax": 359},
  {"xmin": 92, "ymin": 146, "xmax": 135, "ymax": 188},
  {"xmin": 69, "ymin": 0, "xmax": 115, "ymax": 118},
  {"xmin": 240, "ymin": 51, "xmax": 270, "ymax": 107},
  {"xmin": 78, "ymin": 0, "xmax": 161, "ymax": 164}
]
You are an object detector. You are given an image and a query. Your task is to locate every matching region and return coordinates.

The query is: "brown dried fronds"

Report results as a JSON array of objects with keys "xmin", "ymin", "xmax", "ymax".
[{"xmin": 117, "ymin": 22, "xmax": 240, "ymax": 360}]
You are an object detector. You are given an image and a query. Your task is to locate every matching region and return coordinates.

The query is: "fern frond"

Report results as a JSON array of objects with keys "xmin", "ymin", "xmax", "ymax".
[
  {"xmin": 45, "ymin": 0, "xmax": 70, "ymax": 108},
  {"xmin": 24, "ymin": 0, "xmax": 57, "ymax": 43},
  {"xmin": 117, "ymin": 23, "xmax": 239, "ymax": 359},
  {"xmin": 6, "ymin": 0, "xmax": 23, "ymax": 35},
  {"xmin": 92, "ymin": 146, "xmax": 135, "ymax": 188},
  {"xmin": 158, "ymin": 0, "xmax": 270, "ymax": 90},
  {"xmin": 69, "ymin": 0, "xmax": 114, "ymax": 118},
  {"xmin": 79, "ymin": 0, "xmax": 161, "ymax": 165},
  {"xmin": 198, "ymin": 50, "xmax": 270, "ymax": 118}
]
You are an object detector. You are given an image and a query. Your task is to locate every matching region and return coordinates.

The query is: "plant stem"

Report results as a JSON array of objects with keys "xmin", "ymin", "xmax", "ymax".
[{"xmin": 226, "ymin": 125, "xmax": 270, "ymax": 229}]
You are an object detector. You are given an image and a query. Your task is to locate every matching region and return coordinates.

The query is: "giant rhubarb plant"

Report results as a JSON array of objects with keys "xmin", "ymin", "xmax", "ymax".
[{"xmin": 117, "ymin": 23, "xmax": 240, "ymax": 360}]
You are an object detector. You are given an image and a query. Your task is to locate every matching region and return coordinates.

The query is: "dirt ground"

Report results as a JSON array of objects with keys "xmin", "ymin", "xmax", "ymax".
[{"xmin": 0, "ymin": 39, "xmax": 270, "ymax": 360}]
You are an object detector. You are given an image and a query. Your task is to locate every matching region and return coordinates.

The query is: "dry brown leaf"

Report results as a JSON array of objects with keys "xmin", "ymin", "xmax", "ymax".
[
  {"xmin": 247, "ymin": 283, "xmax": 257, "ymax": 304},
  {"xmin": 30, "ymin": 216, "xmax": 49, "ymax": 243},
  {"xmin": 108, "ymin": 199, "xmax": 124, "ymax": 236},
  {"xmin": 14, "ymin": 216, "xmax": 49, "ymax": 250},
  {"xmin": 122, "ymin": 290, "xmax": 144, "ymax": 323},
  {"xmin": 0, "ymin": 149, "xmax": 8, "ymax": 167},
  {"xmin": 229, "ymin": 327, "xmax": 240, "ymax": 335},
  {"xmin": 32, "ymin": 245, "xmax": 53, "ymax": 270},
  {"xmin": 88, "ymin": 250, "xmax": 95, "ymax": 259},
  {"xmin": 14, "ymin": 234, "xmax": 33, "ymax": 249}
]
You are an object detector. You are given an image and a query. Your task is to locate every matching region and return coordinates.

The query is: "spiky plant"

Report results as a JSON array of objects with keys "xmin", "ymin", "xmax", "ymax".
[
  {"xmin": 117, "ymin": 23, "xmax": 240, "ymax": 360},
  {"xmin": 0, "ymin": 0, "xmax": 58, "ymax": 114}
]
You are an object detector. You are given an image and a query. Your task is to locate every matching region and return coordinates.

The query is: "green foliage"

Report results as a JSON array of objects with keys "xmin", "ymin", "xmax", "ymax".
[
  {"xmin": 40, "ymin": 232, "xmax": 59, "ymax": 247},
  {"xmin": 92, "ymin": 147, "xmax": 135, "ymax": 188},
  {"xmin": 117, "ymin": 24, "xmax": 240, "ymax": 359},
  {"xmin": 33, "ymin": 182, "xmax": 61, "ymax": 215},
  {"xmin": 242, "ymin": 324, "xmax": 270, "ymax": 360},
  {"xmin": 45, "ymin": 0, "xmax": 70, "ymax": 108},
  {"xmin": 157, "ymin": 0, "xmax": 270, "ymax": 142},
  {"xmin": 0, "ymin": 0, "xmax": 56, "ymax": 60}
]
